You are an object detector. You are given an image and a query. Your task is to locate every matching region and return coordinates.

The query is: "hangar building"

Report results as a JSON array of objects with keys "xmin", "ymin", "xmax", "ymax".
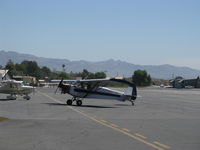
[{"xmin": 170, "ymin": 76, "xmax": 200, "ymax": 88}]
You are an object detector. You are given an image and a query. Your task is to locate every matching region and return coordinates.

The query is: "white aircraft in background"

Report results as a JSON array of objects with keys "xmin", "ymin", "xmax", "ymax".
[
  {"xmin": 55, "ymin": 78, "xmax": 137, "ymax": 106},
  {"xmin": 0, "ymin": 80, "xmax": 35, "ymax": 100}
]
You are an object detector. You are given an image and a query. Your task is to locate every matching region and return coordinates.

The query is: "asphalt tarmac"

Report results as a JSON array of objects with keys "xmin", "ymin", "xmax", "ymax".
[{"xmin": 0, "ymin": 87, "xmax": 200, "ymax": 150}]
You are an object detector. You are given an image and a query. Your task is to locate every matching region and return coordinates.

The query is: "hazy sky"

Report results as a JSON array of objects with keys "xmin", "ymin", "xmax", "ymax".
[{"xmin": 1, "ymin": 0, "xmax": 200, "ymax": 69}]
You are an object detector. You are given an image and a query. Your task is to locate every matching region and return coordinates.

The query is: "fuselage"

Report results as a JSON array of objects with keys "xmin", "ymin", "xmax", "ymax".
[{"xmin": 67, "ymin": 85, "xmax": 130, "ymax": 101}]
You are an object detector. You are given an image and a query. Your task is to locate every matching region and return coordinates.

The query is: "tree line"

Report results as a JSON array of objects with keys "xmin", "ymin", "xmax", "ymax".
[
  {"xmin": 4, "ymin": 60, "xmax": 106, "ymax": 80},
  {"xmin": 3, "ymin": 60, "xmax": 151, "ymax": 86}
]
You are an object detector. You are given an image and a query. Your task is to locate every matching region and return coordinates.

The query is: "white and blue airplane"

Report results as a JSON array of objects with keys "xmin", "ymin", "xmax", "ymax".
[{"xmin": 55, "ymin": 78, "xmax": 137, "ymax": 106}]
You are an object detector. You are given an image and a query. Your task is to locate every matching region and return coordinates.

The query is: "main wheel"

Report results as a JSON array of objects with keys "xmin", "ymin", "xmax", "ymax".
[
  {"xmin": 76, "ymin": 100, "xmax": 82, "ymax": 106},
  {"xmin": 24, "ymin": 96, "xmax": 30, "ymax": 100},
  {"xmin": 66, "ymin": 99, "xmax": 73, "ymax": 105}
]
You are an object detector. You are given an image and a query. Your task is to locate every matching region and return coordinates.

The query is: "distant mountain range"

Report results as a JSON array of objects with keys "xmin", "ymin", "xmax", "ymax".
[{"xmin": 0, "ymin": 50, "xmax": 200, "ymax": 79}]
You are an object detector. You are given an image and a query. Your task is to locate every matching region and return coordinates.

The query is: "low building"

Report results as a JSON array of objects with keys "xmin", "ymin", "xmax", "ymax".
[
  {"xmin": 13, "ymin": 76, "xmax": 37, "ymax": 85},
  {"xmin": 195, "ymin": 76, "xmax": 200, "ymax": 88},
  {"xmin": 170, "ymin": 76, "xmax": 200, "ymax": 88}
]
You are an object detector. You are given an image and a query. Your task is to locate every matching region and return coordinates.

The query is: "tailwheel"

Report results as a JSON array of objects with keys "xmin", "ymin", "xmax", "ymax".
[
  {"xmin": 66, "ymin": 99, "xmax": 73, "ymax": 105},
  {"xmin": 76, "ymin": 100, "xmax": 82, "ymax": 106},
  {"xmin": 131, "ymin": 100, "xmax": 135, "ymax": 106},
  {"xmin": 26, "ymin": 97, "xmax": 30, "ymax": 100}
]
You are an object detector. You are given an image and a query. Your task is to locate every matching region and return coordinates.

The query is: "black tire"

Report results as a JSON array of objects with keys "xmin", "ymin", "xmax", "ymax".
[
  {"xmin": 76, "ymin": 100, "xmax": 82, "ymax": 106},
  {"xmin": 66, "ymin": 99, "xmax": 73, "ymax": 105}
]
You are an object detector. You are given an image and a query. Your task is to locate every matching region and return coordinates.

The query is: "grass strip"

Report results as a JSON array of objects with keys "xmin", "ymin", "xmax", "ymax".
[{"xmin": 0, "ymin": 117, "xmax": 9, "ymax": 122}]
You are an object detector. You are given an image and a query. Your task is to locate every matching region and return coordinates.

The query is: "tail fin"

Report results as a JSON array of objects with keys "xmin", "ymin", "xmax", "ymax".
[
  {"xmin": 131, "ymin": 83, "xmax": 137, "ymax": 100},
  {"xmin": 110, "ymin": 78, "xmax": 137, "ymax": 100},
  {"xmin": 124, "ymin": 83, "xmax": 137, "ymax": 100}
]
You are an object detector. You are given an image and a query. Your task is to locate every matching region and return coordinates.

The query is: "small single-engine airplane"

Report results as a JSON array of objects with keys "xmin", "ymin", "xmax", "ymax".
[
  {"xmin": 55, "ymin": 78, "xmax": 137, "ymax": 106},
  {"xmin": 0, "ymin": 80, "xmax": 35, "ymax": 100}
]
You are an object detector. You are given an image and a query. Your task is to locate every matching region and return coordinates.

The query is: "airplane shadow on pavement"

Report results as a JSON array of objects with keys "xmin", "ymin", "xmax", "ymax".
[
  {"xmin": 115, "ymin": 104, "xmax": 132, "ymax": 106},
  {"xmin": 43, "ymin": 102, "xmax": 118, "ymax": 108},
  {"xmin": 0, "ymin": 99, "xmax": 16, "ymax": 101}
]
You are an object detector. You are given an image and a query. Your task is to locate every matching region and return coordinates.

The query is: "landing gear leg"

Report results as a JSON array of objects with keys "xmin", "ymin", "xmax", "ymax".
[
  {"xmin": 66, "ymin": 97, "xmax": 83, "ymax": 106},
  {"xmin": 66, "ymin": 97, "xmax": 77, "ymax": 105}
]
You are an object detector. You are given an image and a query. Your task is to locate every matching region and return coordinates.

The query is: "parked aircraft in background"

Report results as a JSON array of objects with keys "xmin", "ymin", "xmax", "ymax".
[
  {"xmin": 0, "ymin": 80, "xmax": 35, "ymax": 100},
  {"xmin": 55, "ymin": 78, "xmax": 137, "ymax": 106}
]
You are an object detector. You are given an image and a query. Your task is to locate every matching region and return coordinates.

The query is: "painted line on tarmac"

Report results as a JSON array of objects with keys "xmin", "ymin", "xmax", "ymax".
[
  {"xmin": 100, "ymin": 120, "xmax": 107, "ymax": 123},
  {"xmin": 41, "ymin": 92, "xmax": 170, "ymax": 150},
  {"xmin": 40, "ymin": 92, "xmax": 65, "ymax": 104},
  {"xmin": 153, "ymin": 141, "xmax": 171, "ymax": 149},
  {"xmin": 135, "ymin": 133, "xmax": 147, "ymax": 139},
  {"xmin": 122, "ymin": 128, "xmax": 131, "ymax": 132},
  {"xmin": 68, "ymin": 106, "xmax": 166, "ymax": 150},
  {"xmin": 110, "ymin": 123, "xmax": 119, "ymax": 128}
]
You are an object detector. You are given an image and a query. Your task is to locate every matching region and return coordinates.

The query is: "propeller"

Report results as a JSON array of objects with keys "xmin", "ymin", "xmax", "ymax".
[{"xmin": 54, "ymin": 78, "xmax": 63, "ymax": 94}]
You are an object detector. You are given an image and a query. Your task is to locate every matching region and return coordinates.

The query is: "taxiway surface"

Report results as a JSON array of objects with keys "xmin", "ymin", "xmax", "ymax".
[{"xmin": 0, "ymin": 87, "xmax": 200, "ymax": 150}]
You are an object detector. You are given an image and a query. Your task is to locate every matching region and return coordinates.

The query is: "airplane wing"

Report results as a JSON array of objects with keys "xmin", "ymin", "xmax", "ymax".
[
  {"xmin": 73, "ymin": 78, "xmax": 110, "ymax": 87},
  {"xmin": 51, "ymin": 79, "xmax": 76, "ymax": 83},
  {"xmin": 52, "ymin": 78, "xmax": 110, "ymax": 87},
  {"xmin": 75, "ymin": 78, "xmax": 133, "ymax": 85},
  {"xmin": 2, "ymin": 80, "xmax": 23, "ymax": 86},
  {"xmin": 54, "ymin": 77, "xmax": 135, "ymax": 88},
  {"xmin": 52, "ymin": 78, "xmax": 110, "ymax": 85},
  {"xmin": 72, "ymin": 78, "xmax": 136, "ymax": 92}
]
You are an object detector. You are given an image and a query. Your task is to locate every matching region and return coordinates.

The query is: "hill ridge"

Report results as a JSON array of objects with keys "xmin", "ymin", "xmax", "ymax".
[{"xmin": 0, "ymin": 50, "xmax": 200, "ymax": 79}]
